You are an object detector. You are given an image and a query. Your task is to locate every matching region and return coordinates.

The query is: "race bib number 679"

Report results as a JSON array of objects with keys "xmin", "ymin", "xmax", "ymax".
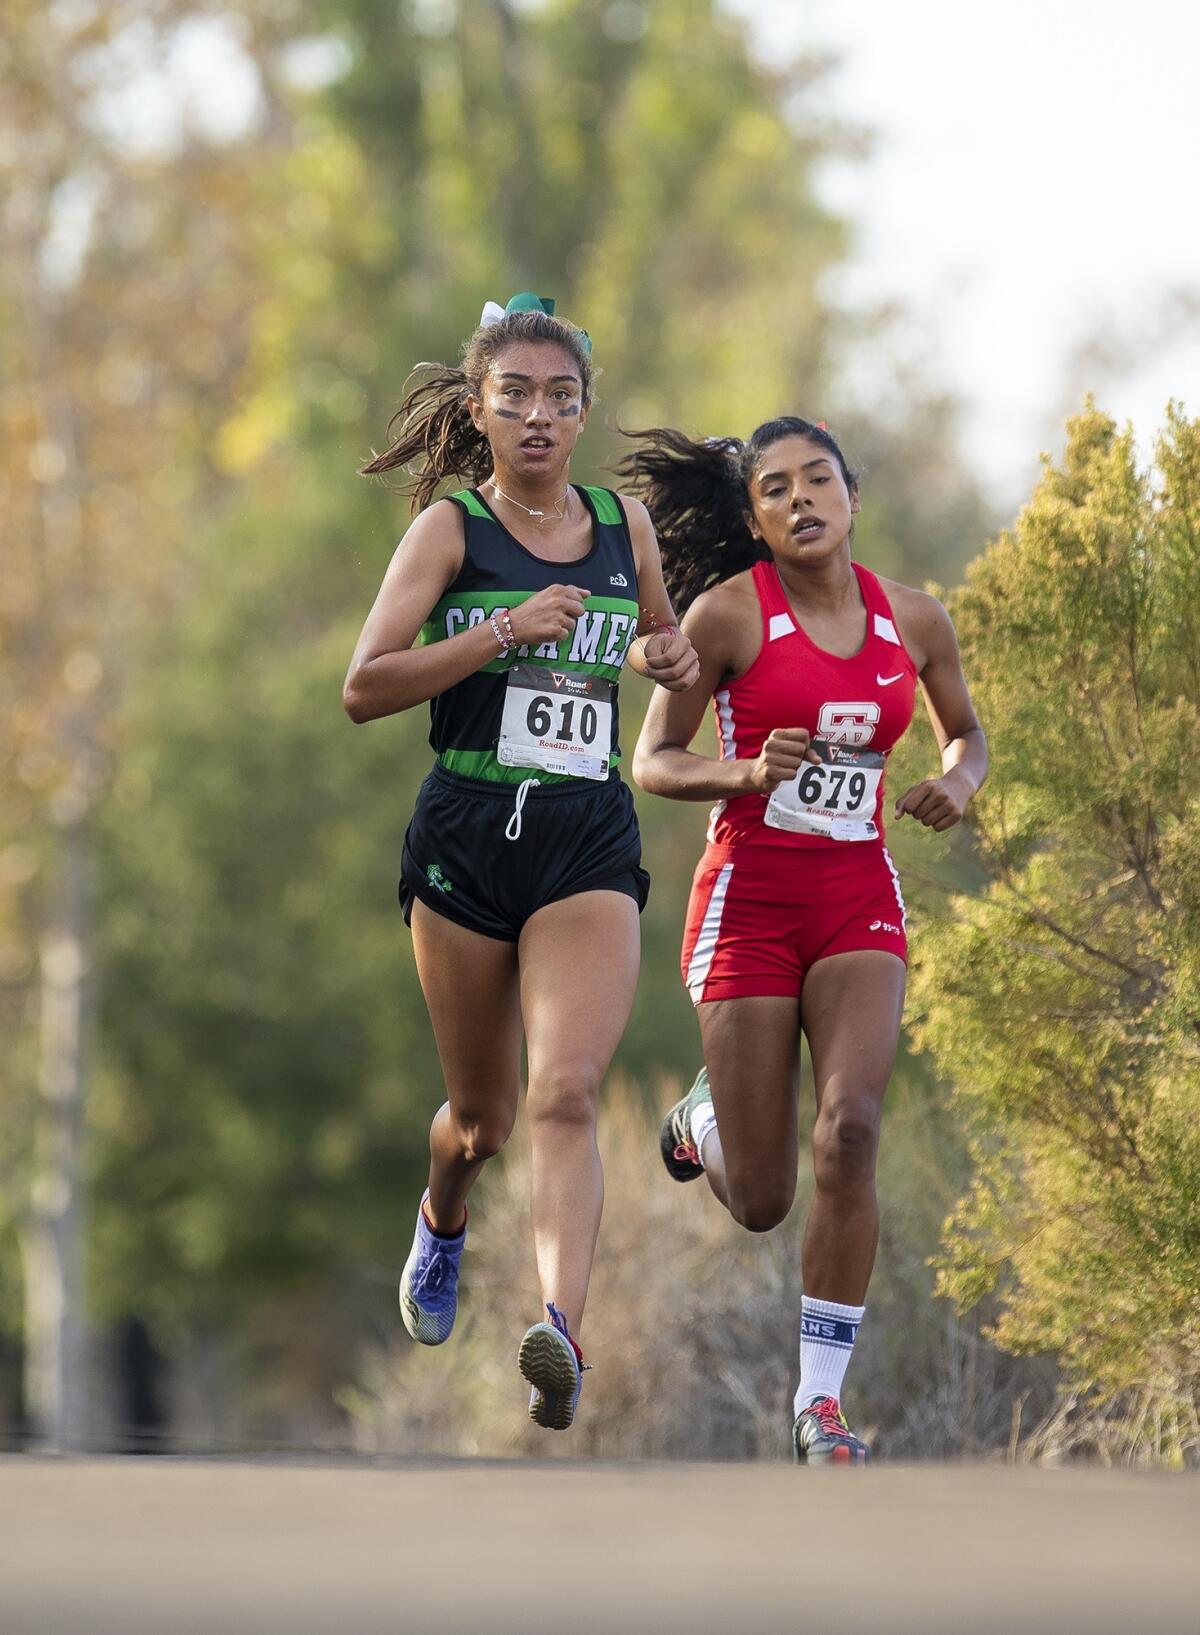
[
  {"xmin": 764, "ymin": 739, "xmax": 884, "ymax": 841},
  {"xmin": 498, "ymin": 663, "xmax": 613, "ymax": 781}
]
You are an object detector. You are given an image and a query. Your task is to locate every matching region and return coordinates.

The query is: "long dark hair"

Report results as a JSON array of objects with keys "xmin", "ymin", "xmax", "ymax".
[
  {"xmin": 360, "ymin": 311, "xmax": 594, "ymax": 512},
  {"xmin": 616, "ymin": 416, "xmax": 857, "ymax": 612}
]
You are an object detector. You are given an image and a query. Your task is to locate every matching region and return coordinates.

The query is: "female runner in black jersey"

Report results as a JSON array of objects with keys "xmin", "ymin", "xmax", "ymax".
[{"xmin": 344, "ymin": 295, "xmax": 698, "ymax": 1430}]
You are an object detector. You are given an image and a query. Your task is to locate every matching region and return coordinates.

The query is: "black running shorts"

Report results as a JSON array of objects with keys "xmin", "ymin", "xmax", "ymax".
[{"xmin": 399, "ymin": 764, "xmax": 650, "ymax": 942}]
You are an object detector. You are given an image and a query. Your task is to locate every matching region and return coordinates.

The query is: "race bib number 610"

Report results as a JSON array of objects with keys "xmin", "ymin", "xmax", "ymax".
[
  {"xmin": 764, "ymin": 739, "xmax": 884, "ymax": 841},
  {"xmin": 498, "ymin": 663, "xmax": 613, "ymax": 781}
]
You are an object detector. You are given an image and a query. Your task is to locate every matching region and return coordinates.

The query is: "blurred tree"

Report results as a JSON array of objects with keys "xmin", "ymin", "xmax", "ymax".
[
  {"xmin": 910, "ymin": 403, "xmax": 1200, "ymax": 1461},
  {"xmin": 212, "ymin": 0, "xmax": 849, "ymax": 476},
  {"xmin": 0, "ymin": 0, "xmax": 303, "ymax": 1444}
]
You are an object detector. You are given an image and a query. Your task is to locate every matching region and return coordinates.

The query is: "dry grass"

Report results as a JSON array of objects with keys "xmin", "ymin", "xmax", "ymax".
[
  {"xmin": 1014, "ymin": 1387, "xmax": 1200, "ymax": 1468},
  {"xmin": 344, "ymin": 1077, "xmax": 1055, "ymax": 1462}
]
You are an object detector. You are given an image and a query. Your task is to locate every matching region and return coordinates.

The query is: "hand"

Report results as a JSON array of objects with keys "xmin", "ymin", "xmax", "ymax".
[
  {"xmin": 639, "ymin": 628, "xmax": 700, "ymax": 692},
  {"xmin": 507, "ymin": 584, "xmax": 589, "ymax": 647},
  {"xmin": 748, "ymin": 728, "xmax": 821, "ymax": 794},
  {"xmin": 894, "ymin": 768, "xmax": 972, "ymax": 831}
]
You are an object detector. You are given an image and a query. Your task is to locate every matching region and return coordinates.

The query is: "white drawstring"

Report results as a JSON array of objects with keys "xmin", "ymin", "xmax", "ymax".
[{"xmin": 504, "ymin": 776, "xmax": 541, "ymax": 842}]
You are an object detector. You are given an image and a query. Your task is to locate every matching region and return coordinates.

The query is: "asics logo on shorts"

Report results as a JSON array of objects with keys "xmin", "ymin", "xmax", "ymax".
[{"xmin": 869, "ymin": 919, "xmax": 901, "ymax": 935}]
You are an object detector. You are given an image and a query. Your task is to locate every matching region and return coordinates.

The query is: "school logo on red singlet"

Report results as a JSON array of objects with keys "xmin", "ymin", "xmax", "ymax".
[{"xmin": 817, "ymin": 702, "xmax": 881, "ymax": 747}]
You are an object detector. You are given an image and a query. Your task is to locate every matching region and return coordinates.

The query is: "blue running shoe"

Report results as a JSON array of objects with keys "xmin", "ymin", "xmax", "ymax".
[
  {"xmin": 659, "ymin": 1067, "xmax": 713, "ymax": 1182},
  {"xmin": 398, "ymin": 1192, "xmax": 465, "ymax": 1346},
  {"xmin": 518, "ymin": 1302, "xmax": 586, "ymax": 1430}
]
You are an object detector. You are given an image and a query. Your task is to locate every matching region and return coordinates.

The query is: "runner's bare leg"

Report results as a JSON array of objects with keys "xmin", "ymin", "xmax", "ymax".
[
  {"xmin": 410, "ymin": 899, "xmax": 525, "ymax": 1233},
  {"xmin": 518, "ymin": 889, "xmax": 641, "ymax": 1336},
  {"xmin": 799, "ymin": 949, "xmax": 905, "ymax": 1302},
  {"xmin": 694, "ymin": 995, "xmax": 801, "ymax": 1228}
]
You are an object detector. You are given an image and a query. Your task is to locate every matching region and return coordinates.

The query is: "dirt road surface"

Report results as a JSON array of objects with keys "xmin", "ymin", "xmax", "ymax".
[{"xmin": 2, "ymin": 1456, "xmax": 1196, "ymax": 1633}]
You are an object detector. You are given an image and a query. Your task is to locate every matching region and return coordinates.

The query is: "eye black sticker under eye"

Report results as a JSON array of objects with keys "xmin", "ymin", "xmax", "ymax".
[
  {"xmin": 557, "ymin": 404, "xmax": 581, "ymax": 418},
  {"xmin": 493, "ymin": 408, "xmax": 522, "ymax": 419}
]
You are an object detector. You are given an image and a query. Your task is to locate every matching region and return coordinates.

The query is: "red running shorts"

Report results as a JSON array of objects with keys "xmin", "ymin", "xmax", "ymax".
[{"xmin": 680, "ymin": 841, "xmax": 908, "ymax": 1005}]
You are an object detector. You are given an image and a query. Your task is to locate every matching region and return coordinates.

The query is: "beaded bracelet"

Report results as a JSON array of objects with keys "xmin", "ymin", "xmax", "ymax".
[{"xmin": 489, "ymin": 612, "xmax": 514, "ymax": 654}]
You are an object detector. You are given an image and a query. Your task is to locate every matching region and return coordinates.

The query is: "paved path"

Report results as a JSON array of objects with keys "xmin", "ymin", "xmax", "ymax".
[{"xmin": 2, "ymin": 1457, "xmax": 1196, "ymax": 1633}]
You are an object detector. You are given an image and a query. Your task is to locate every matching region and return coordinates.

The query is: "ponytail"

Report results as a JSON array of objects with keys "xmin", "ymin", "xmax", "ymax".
[
  {"xmin": 615, "ymin": 428, "xmax": 766, "ymax": 613},
  {"xmin": 360, "ymin": 366, "xmax": 491, "ymax": 513}
]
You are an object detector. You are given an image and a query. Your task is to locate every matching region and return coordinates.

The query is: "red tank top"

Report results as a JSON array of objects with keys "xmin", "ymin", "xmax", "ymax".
[{"xmin": 707, "ymin": 559, "xmax": 918, "ymax": 850}]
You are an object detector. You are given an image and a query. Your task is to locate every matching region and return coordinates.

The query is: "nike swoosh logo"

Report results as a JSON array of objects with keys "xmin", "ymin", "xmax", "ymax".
[{"xmin": 877, "ymin": 672, "xmax": 905, "ymax": 687}]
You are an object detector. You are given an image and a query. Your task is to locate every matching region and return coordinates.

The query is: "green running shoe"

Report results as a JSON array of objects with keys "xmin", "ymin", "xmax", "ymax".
[{"xmin": 659, "ymin": 1067, "xmax": 714, "ymax": 1182}]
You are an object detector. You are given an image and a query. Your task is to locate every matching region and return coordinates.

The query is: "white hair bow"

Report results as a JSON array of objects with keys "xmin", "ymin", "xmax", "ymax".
[{"xmin": 479, "ymin": 301, "xmax": 506, "ymax": 328}]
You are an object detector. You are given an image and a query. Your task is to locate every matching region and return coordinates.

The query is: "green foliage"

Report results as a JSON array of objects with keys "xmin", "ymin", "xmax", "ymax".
[
  {"xmin": 0, "ymin": 0, "xmax": 322, "ymax": 1433},
  {"xmin": 911, "ymin": 404, "xmax": 1200, "ymax": 1443},
  {"xmin": 215, "ymin": 0, "xmax": 848, "ymax": 488}
]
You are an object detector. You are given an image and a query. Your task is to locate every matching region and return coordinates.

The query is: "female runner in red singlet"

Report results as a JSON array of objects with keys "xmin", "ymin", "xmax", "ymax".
[{"xmin": 621, "ymin": 417, "xmax": 987, "ymax": 1462}]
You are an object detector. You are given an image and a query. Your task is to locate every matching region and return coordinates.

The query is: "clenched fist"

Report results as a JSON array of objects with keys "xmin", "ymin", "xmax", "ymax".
[
  {"xmin": 639, "ymin": 628, "xmax": 700, "ymax": 692},
  {"xmin": 748, "ymin": 727, "xmax": 821, "ymax": 794},
  {"xmin": 508, "ymin": 584, "xmax": 590, "ymax": 647},
  {"xmin": 893, "ymin": 767, "xmax": 972, "ymax": 831}
]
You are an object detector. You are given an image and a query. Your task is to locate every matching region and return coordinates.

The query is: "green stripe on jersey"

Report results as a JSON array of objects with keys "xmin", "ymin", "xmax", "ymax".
[
  {"xmin": 419, "ymin": 590, "xmax": 640, "ymax": 677},
  {"xmin": 438, "ymin": 747, "xmax": 620, "ymax": 783},
  {"xmin": 581, "ymin": 485, "xmax": 624, "ymax": 526},
  {"xmin": 450, "ymin": 489, "xmax": 491, "ymax": 518}
]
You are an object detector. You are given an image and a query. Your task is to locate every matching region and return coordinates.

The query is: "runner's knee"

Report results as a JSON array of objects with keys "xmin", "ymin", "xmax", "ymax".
[
  {"xmin": 525, "ymin": 1065, "xmax": 600, "ymax": 1131},
  {"xmin": 452, "ymin": 1110, "xmax": 515, "ymax": 1164},
  {"xmin": 812, "ymin": 1097, "xmax": 881, "ymax": 1192},
  {"xmin": 727, "ymin": 1177, "xmax": 795, "ymax": 1234}
]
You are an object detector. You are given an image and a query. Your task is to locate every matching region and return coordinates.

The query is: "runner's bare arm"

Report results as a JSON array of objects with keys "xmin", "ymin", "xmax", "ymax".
[
  {"xmin": 888, "ymin": 586, "xmax": 988, "ymax": 829},
  {"xmin": 343, "ymin": 502, "xmax": 589, "ymax": 722},
  {"xmin": 618, "ymin": 494, "xmax": 700, "ymax": 692},
  {"xmin": 633, "ymin": 587, "xmax": 817, "ymax": 799}
]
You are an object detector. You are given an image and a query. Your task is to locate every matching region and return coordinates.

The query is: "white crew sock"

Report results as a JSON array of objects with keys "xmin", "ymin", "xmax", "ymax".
[
  {"xmin": 689, "ymin": 1099, "xmax": 718, "ymax": 1167},
  {"xmin": 794, "ymin": 1296, "xmax": 865, "ymax": 1417}
]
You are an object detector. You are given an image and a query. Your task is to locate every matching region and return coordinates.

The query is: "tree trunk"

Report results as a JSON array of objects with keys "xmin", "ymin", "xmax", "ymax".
[
  {"xmin": 20, "ymin": 815, "xmax": 94, "ymax": 1450},
  {"xmin": 9, "ymin": 111, "xmax": 98, "ymax": 1451}
]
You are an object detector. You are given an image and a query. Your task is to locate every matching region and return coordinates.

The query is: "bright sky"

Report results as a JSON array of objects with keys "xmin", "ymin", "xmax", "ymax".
[{"xmin": 735, "ymin": 0, "xmax": 1200, "ymax": 503}]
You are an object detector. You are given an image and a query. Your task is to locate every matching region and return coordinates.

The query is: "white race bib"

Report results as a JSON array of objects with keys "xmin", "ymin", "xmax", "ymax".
[
  {"xmin": 764, "ymin": 739, "xmax": 884, "ymax": 841},
  {"xmin": 497, "ymin": 663, "xmax": 613, "ymax": 781}
]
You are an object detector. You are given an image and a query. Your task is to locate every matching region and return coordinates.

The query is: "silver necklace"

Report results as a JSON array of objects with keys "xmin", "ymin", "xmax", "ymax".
[{"xmin": 489, "ymin": 479, "xmax": 570, "ymax": 526}]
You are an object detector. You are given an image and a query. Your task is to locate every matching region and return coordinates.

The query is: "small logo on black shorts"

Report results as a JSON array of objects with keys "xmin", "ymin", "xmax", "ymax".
[{"xmin": 426, "ymin": 863, "xmax": 453, "ymax": 894}]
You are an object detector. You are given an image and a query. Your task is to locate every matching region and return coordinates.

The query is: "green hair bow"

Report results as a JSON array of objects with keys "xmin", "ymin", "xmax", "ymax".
[{"xmin": 478, "ymin": 293, "xmax": 591, "ymax": 354}]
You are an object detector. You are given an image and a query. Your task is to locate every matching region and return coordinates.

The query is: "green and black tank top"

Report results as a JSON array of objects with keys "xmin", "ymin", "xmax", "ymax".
[{"xmin": 418, "ymin": 484, "xmax": 640, "ymax": 785}]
